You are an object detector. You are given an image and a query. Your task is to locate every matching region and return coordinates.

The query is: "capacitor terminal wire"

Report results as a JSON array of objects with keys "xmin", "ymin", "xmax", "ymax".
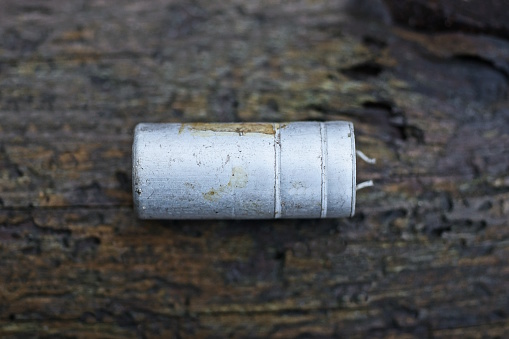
[
  {"xmin": 354, "ymin": 150, "xmax": 376, "ymax": 192},
  {"xmin": 356, "ymin": 180, "xmax": 374, "ymax": 191},
  {"xmin": 356, "ymin": 150, "xmax": 376, "ymax": 164}
]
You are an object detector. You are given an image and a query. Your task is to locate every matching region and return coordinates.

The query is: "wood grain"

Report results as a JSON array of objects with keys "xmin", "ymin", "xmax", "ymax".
[{"xmin": 1, "ymin": 0, "xmax": 508, "ymax": 337}]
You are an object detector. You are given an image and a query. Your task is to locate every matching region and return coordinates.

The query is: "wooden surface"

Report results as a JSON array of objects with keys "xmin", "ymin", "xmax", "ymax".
[{"xmin": 1, "ymin": 0, "xmax": 508, "ymax": 337}]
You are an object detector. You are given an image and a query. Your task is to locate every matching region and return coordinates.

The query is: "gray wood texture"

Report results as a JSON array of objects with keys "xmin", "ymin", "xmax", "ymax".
[{"xmin": 1, "ymin": 0, "xmax": 508, "ymax": 337}]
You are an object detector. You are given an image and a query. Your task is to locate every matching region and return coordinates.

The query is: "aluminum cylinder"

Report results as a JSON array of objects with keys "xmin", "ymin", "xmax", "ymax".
[{"xmin": 133, "ymin": 121, "xmax": 356, "ymax": 219}]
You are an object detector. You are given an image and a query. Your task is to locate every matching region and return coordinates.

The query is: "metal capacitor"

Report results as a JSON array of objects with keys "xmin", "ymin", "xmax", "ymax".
[{"xmin": 133, "ymin": 121, "xmax": 356, "ymax": 219}]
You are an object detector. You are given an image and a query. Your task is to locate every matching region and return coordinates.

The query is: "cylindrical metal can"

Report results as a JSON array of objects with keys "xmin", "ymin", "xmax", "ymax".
[{"xmin": 133, "ymin": 121, "xmax": 356, "ymax": 219}]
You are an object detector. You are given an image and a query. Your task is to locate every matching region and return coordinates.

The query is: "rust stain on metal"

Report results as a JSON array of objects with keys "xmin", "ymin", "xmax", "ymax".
[
  {"xmin": 229, "ymin": 167, "xmax": 248, "ymax": 188},
  {"xmin": 203, "ymin": 189, "xmax": 220, "ymax": 201},
  {"xmin": 203, "ymin": 167, "xmax": 248, "ymax": 201},
  {"xmin": 178, "ymin": 124, "xmax": 186, "ymax": 134},
  {"xmin": 180, "ymin": 123, "xmax": 275, "ymax": 135}
]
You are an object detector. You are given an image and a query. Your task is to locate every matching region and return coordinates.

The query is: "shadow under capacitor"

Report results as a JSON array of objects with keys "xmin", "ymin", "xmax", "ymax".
[{"xmin": 133, "ymin": 121, "xmax": 360, "ymax": 219}]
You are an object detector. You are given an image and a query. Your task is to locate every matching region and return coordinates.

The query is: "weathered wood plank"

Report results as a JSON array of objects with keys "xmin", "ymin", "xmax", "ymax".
[{"xmin": 1, "ymin": 0, "xmax": 508, "ymax": 337}]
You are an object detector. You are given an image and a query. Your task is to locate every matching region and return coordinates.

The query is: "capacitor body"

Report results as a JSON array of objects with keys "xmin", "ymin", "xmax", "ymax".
[{"xmin": 133, "ymin": 121, "xmax": 356, "ymax": 219}]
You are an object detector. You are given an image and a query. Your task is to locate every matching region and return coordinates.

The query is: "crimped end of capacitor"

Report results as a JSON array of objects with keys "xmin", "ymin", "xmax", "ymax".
[
  {"xmin": 132, "ymin": 124, "xmax": 142, "ymax": 218},
  {"xmin": 350, "ymin": 122, "xmax": 356, "ymax": 218}
]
